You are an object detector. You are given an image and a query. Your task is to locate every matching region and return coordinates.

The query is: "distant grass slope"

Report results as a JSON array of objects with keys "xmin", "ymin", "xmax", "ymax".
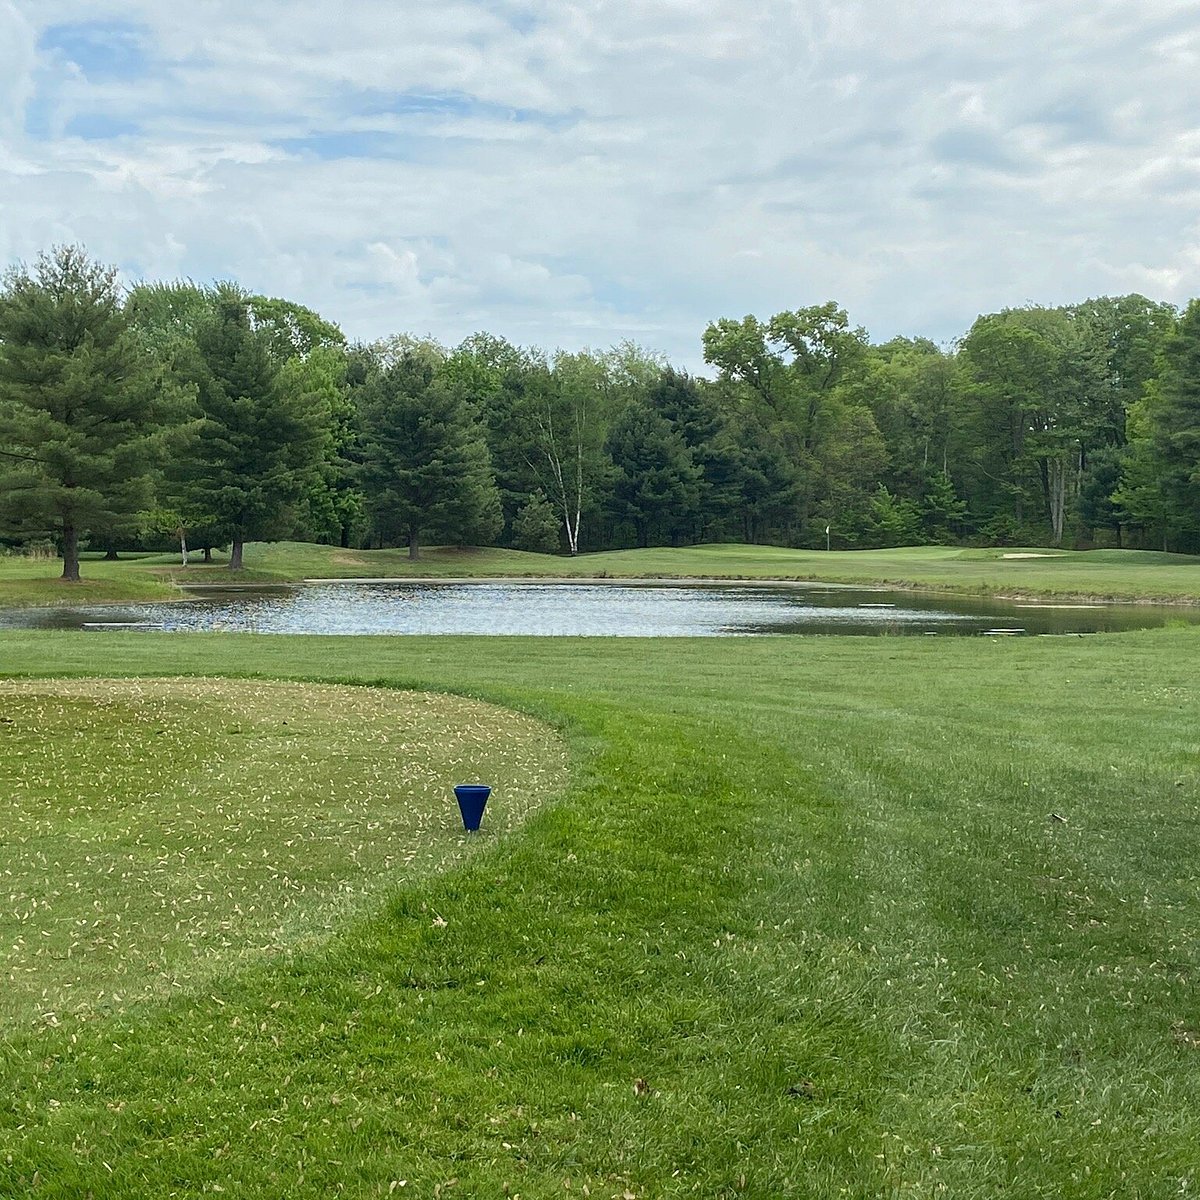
[{"xmin": 3, "ymin": 541, "xmax": 1199, "ymax": 605}]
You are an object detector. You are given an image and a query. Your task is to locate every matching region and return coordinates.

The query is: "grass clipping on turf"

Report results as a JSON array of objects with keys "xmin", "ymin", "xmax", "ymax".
[{"xmin": 0, "ymin": 677, "xmax": 568, "ymax": 1027}]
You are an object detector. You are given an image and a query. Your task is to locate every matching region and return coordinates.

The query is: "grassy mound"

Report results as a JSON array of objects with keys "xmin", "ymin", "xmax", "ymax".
[{"xmin": 0, "ymin": 677, "xmax": 566, "ymax": 1026}]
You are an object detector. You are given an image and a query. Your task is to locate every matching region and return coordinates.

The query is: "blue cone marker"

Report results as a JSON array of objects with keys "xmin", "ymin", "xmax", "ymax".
[{"xmin": 453, "ymin": 784, "xmax": 491, "ymax": 831}]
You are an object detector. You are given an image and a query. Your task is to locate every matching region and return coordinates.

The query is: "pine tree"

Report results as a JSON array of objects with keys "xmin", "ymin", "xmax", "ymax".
[
  {"xmin": 0, "ymin": 246, "xmax": 160, "ymax": 581},
  {"xmin": 605, "ymin": 400, "xmax": 701, "ymax": 547},
  {"xmin": 173, "ymin": 284, "xmax": 325, "ymax": 569},
  {"xmin": 357, "ymin": 354, "xmax": 502, "ymax": 559},
  {"xmin": 647, "ymin": 368, "xmax": 741, "ymax": 540},
  {"xmin": 511, "ymin": 489, "xmax": 561, "ymax": 553},
  {"xmin": 919, "ymin": 470, "xmax": 968, "ymax": 543}
]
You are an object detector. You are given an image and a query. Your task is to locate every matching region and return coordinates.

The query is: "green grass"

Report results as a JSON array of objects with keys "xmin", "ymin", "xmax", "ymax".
[
  {"xmin": 0, "ymin": 676, "xmax": 565, "ymax": 1025},
  {"xmin": 0, "ymin": 551, "xmax": 179, "ymax": 606},
  {"xmin": 1, "ymin": 628, "xmax": 1198, "ymax": 1196},
  {"xmin": 4, "ymin": 541, "xmax": 1199, "ymax": 607}
]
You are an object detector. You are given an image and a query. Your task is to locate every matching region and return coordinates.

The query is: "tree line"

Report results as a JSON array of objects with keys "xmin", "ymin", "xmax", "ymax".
[{"xmin": 1, "ymin": 246, "xmax": 1198, "ymax": 580}]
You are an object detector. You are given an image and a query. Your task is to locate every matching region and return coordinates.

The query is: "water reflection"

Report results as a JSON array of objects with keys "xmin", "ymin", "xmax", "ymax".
[{"xmin": 0, "ymin": 580, "xmax": 1195, "ymax": 637}]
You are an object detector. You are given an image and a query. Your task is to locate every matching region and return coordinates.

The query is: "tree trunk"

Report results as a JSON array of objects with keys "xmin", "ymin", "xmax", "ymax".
[
  {"xmin": 554, "ymin": 473, "xmax": 580, "ymax": 555},
  {"xmin": 229, "ymin": 537, "xmax": 244, "ymax": 570},
  {"xmin": 61, "ymin": 524, "xmax": 81, "ymax": 582},
  {"xmin": 104, "ymin": 545, "xmax": 119, "ymax": 561},
  {"xmin": 1049, "ymin": 458, "xmax": 1067, "ymax": 547},
  {"xmin": 203, "ymin": 546, "xmax": 213, "ymax": 563},
  {"xmin": 408, "ymin": 527, "xmax": 420, "ymax": 560},
  {"xmin": 179, "ymin": 528, "xmax": 189, "ymax": 567}
]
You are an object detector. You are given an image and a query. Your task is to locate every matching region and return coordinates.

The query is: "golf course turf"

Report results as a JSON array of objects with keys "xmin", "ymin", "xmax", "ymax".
[
  {"xmin": 0, "ymin": 619, "xmax": 1198, "ymax": 1197},
  {"xmin": 0, "ymin": 676, "xmax": 566, "ymax": 1026}
]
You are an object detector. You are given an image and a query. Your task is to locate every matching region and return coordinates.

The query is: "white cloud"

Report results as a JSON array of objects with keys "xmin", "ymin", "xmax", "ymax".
[{"xmin": 1, "ymin": 0, "xmax": 1198, "ymax": 367}]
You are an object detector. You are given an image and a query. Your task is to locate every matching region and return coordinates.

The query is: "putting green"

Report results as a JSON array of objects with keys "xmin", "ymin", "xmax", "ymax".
[{"xmin": 0, "ymin": 677, "xmax": 567, "ymax": 1026}]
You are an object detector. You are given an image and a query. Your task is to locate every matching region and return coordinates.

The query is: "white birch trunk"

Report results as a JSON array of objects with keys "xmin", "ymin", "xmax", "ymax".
[{"xmin": 527, "ymin": 392, "xmax": 586, "ymax": 555}]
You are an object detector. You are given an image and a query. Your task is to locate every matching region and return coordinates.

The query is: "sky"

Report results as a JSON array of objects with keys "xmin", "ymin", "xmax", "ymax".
[{"xmin": 1, "ymin": 0, "xmax": 1198, "ymax": 370}]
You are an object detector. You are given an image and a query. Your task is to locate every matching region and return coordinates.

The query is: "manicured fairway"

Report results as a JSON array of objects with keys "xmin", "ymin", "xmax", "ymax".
[{"xmin": 0, "ymin": 628, "xmax": 1198, "ymax": 1197}]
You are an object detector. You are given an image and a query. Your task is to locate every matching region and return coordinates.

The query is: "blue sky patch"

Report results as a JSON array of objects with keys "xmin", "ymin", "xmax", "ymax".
[
  {"xmin": 348, "ymin": 87, "xmax": 572, "ymax": 129},
  {"xmin": 487, "ymin": 1, "xmax": 539, "ymax": 34},
  {"xmin": 1026, "ymin": 96, "xmax": 1112, "ymax": 145},
  {"xmin": 23, "ymin": 91, "xmax": 58, "ymax": 140},
  {"xmin": 273, "ymin": 130, "xmax": 439, "ymax": 162},
  {"xmin": 929, "ymin": 128, "xmax": 1025, "ymax": 173},
  {"xmin": 64, "ymin": 113, "xmax": 140, "ymax": 141},
  {"xmin": 39, "ymin": 20, "xmax": 154, "ymax": 81}
]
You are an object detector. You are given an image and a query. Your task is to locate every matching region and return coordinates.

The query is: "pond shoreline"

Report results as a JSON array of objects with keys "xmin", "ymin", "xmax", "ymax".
[
  {"xmin": 6, "ymin": 578, "xmax": 1198, "ymax": 638},
  {"xmin": 282, "ymin": 573, "xmax": 1200, "ymax": 608},
  {"xmin": 5, "ymin": 563, "xmax": 1200, "ymax": 611}
]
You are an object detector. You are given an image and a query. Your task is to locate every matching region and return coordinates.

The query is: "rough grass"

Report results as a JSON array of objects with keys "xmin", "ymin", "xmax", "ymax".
[
  {"xmin": 4, "ymin": 541, "xmax": 1199, "ymax": 607},
  {"xmin": 0, "ymin": 629, "xmax": 1198, "ymax": 1196},
  {"xmin": 0, "ymin": 677, "xmax": 566, "ymax": 1025}
]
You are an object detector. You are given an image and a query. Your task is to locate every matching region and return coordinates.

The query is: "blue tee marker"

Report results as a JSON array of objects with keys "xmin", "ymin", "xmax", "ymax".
[{"xmin": 454, "ymin": 784, "xmax": 492, "ymax": 831}]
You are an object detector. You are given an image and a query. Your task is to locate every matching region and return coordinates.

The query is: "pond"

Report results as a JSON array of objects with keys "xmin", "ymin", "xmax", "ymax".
[{"xmin": 1, "ymin": 579, "xmax": 1196, "ymax": 637}]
